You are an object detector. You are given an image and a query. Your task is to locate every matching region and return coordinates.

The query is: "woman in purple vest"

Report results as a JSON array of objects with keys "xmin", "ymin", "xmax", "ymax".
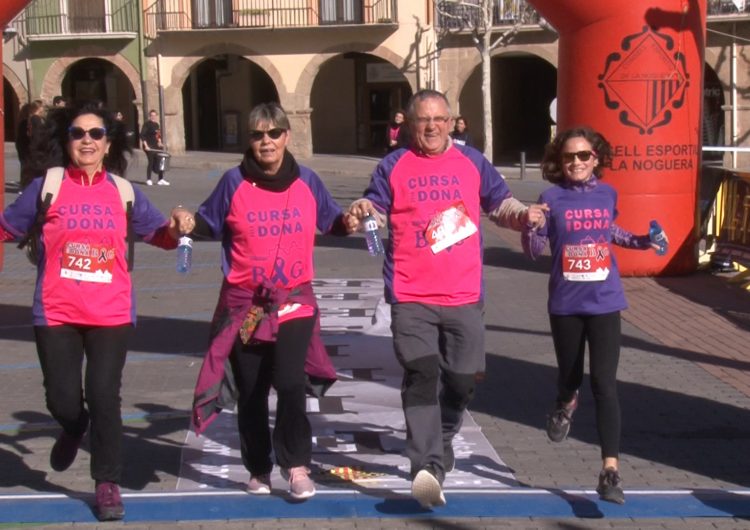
[{"xmin": 522, "ymin": 126, "xmax": 663, "ymax": 505}]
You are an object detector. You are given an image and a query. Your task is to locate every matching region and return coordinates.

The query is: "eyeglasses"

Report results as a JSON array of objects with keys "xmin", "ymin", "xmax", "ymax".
[
  {"xmin": 249, "ymin": 128, "xmax": 286, "ymax": 142},
  {"xmin": 68, "ymin": 126, "xmax": 107, "ymax": 141},
  {"xmin": 561, "ymin": 150, "xmax": 595, "ymax": 163},
  {"xmin": 413, "ymin": 116, "xmax": 451, "ymax": 126}
]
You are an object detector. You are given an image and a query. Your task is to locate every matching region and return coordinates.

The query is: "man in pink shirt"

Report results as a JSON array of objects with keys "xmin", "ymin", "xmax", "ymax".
[{"xmin": 349, "ymin": 90, "xmax": 546, "ymax": 508}]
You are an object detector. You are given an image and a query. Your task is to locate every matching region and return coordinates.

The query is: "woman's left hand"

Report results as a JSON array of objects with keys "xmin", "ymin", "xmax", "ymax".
[
  {"xmin": 343, "ymin": 212, "xmax": 360, "ymax": 234},
  {"xmin": 169, "ymin": 206, "xmax": 195, "ymax": 239}
]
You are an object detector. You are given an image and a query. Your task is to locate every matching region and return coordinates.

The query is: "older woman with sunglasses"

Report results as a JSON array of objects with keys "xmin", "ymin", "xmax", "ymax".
[
  {"xmin": 0, "ymin": 102, "xmax": 193, "ymax": 521},
  {"xmin": 190, "ymin": 102, "xmax": 354, "ymax": 500},
  {"xmin": 522, "ymin": 126, "xmax": 664, "ymax": 505}
]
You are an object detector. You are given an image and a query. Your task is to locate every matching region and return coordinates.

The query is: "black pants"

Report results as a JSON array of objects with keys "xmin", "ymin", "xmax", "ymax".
[
  {"xmin": 145, "ymin": 150, "xmax": 164, "ymax": 182},
  {"xmin": 549, "ymin": 312, "xmax": 621, "ymax": 459},
  {"xmin": 229, "ymin": 316, "xmax": 315, "ymax": 475},
  {"xmin": 35, "ymin": 324, "xmax": 131, "ymax": 483}
]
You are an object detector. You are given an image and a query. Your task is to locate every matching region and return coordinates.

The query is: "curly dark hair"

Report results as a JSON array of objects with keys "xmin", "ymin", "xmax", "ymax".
[
  {"xmin": 27, "ymin": 101, "xmax": 132, "ymax": 178},
  {"xmin": 541, "ymin": 126, "xmax": 612, "ymax": 184}
]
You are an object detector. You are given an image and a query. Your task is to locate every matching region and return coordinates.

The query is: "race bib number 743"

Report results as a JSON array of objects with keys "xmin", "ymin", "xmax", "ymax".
[{"xmin": 562, "ymin": 242, "xmax": 611, "ymax": 282}]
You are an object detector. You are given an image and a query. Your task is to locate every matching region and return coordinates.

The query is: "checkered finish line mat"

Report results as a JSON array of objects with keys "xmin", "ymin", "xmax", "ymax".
[{"xmin": 177, "ymin": 278, "xmax": 517, "ymax": 494}]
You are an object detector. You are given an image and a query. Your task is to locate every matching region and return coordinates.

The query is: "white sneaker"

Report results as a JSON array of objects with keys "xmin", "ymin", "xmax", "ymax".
[
  {"xmin": 146, "ymin": 179, "xmax": 153, "ymax": 186},
  {"xmin": 157, "ymin": 179, "xmax": 170, "ymax": 186},
  {"xmin": 412, "ymin": 468, "xmax": 446, "ymax": 508}
]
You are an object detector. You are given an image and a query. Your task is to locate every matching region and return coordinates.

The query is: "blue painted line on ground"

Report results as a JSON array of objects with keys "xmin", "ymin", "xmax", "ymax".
[{"xmin": 0, "ymin": 490, "xmax": 749, "ymax": 523}]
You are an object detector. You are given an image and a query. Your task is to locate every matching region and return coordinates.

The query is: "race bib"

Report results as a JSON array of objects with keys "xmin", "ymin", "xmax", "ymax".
[
  {"xmin": 562, "ymin": 242, "xmax": 611, "ymax": 282},
  {"xmin": 60, "ymin": 242, "xmax": 116, "ymax": 283},
  {"xmin": 424, "ymin": 201, "xmax": 478, "ymax": 254}
]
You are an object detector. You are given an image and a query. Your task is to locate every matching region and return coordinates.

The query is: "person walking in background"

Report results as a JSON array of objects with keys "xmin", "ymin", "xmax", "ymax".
[
  {"xmin": 52, "ymin": 95, "xmax": 67, "ymax": 108},
  {"xmin": 190, "ymin": 102, "xmax": 355, "ymax": 501},
  {"xmin": 386, "ymin": 109, "xmax": 406, "ymax": 153},
  {"xmin": 0, "ymin": 102, "xmax": 194, "ymax": 521},
  {"xmin": 347, "ymin": 89, "xmax": 546, "ymax": 509},
  {"xmin": 16, "ymin": 99, "xmax": 47, "ymax": 191},
  {"xmin": 140, "ymin": 109, "xmax": 169, "ymax": 186},
  {"xmin": 450, "ymin": 116, "xmax": 472, "ymax": 147},
  {"xmin": 522, "ymin": 125, "xmax": 665, "ymax": 505}
]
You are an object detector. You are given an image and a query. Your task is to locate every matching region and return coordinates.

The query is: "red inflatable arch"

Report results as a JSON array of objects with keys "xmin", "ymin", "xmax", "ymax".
[{"xmin": 528, "ymin": 0, "xmax": 707, "ymax": 275}]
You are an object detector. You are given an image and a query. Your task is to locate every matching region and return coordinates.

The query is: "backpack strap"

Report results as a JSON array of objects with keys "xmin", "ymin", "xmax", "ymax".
[
  {"xmin": 110, "ymin": 174, "xmax": 136, "ymax": 272},
  {"xmin": 17, "ymin": 167, "xmax": 65, "ymax": 256}
]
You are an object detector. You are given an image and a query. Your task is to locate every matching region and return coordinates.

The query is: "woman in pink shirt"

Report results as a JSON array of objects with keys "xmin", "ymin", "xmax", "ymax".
[{"xmin": 0, "ymin": 102, "xmax": 193, "ymax": 521}]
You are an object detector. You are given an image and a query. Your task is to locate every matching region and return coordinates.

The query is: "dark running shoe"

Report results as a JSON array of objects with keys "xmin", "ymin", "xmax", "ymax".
[
  {"xmin": 50, "ymin": 431, "xmax": 85, "ymax": 472},
  {"xmin": 95, "ymin": 482, "xmax": 125, "ymax": 521},
  {"xmin": 546, "ymin": 391, "xmax": 579, "ymax": 443},
  {"xmin": 596, "ymin": 467, "xmax": 625, "ymax": 505},
  {"xmin": 412, "ymin": 467, "xmax": 446, "ymax": 508}
]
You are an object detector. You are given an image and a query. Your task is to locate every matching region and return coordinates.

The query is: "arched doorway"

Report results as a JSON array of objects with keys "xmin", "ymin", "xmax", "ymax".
[
  {"xmin": 703, "ymin": 64, "xmax": 725, "ymax": 162},
  {"xmin": 459, "ymin": 53, "xmax": 557, "ymax": 163},
  {"xmin": 61, "ymin": 58, "xmax": 138, "ymax": 144},
  {"xmin": 310, "ymin": 52, "xmax": 411, "ymax": 155},
  {"xmin": 182, "ymin": 54, "xmax": 279, "ymax": 152},
  {"xmin": 3, "ymin": 77, "xmax": 20, "ymax": 142}
]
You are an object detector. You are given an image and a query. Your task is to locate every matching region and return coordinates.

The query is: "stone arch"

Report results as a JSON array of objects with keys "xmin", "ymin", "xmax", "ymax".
[
  {"xmin": 3, "ymin": 64, "xmax": 27, "ymax": 106},
  {"xmin": 41, "ymin": 48, "xmax": 141, "ymax": 104},
  {"xmin": 168, "ymin": 43, "xmax": 286, "ymax": 108},
  {"xmin": 295, "ymin": 43, "xmax": 418, "ymax": 109}
]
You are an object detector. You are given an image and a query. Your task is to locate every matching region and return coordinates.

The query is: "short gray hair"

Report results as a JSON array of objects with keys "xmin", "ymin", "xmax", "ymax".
[
  {"xmin": 405, "ymin": 89, "xmax": 452, "ymax": 121},
  {"xmin": 248, "ymin": 102, "xmax": 290, "ymax": 131}
]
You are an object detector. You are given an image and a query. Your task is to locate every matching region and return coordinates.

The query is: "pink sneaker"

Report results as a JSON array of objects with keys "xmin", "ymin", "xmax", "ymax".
[
  {"xmin": 95, "ymin": 482, "xmax": 124, "ymax": 521},
  {"xmin": 285, "ymin": 466, "xmax": 315, "ymax": 500},
  {"xmin": 247, "ymin": 474, "xmax": 271, "ymax": 495}
]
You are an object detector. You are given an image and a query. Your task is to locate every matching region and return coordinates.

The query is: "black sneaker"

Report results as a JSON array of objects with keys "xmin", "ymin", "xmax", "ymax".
[
  {"xmin": 444, "ymin": 443, "xmax": 455, "ymax": 473},
  {"xmin": 412, "ymin": 467, "xmax": 446, "ymax": 508},
  {"xmin": 596, "ymin": 467, "xmax": 625, "ymax": 504},
  {"xmin": 50, "ymin": 431, "xmax": 85, "ymax": 472},
  {"xmin": 546, "ymin": 391, "xmax": 578, "ymax": 443}
]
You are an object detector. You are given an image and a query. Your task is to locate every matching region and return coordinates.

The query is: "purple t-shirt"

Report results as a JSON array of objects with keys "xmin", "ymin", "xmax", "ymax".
[
  {"xmin": 535, "ymin": 180, "xmax": 629, "ymax": 315},
  {"xmin": 364, "ymin": 144, "xmax": 511, "ymax": 305},
  {"xmin": 197, "ymin": 165, "xmax": 342, "ymax": 291}
]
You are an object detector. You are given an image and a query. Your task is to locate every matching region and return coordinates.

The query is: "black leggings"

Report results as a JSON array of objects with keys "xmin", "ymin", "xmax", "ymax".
[
  {"xmin": 35, "ymin": 324, "xmax": 131, "ymax": 483},
  {"xmin": 229, "ymin": 316, "xmax": 315, "ymax": 475},
  {"xmin": 549, "ymin": 312, "xmax": 621, "ymax": 459}
]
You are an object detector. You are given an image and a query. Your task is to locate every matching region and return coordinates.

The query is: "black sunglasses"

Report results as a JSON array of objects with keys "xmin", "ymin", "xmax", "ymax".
[
  {"xmin": 249, "ymin": 128, "xmax": 286, "ymax": 142},
  {"xmin": 68, "ymin": 126, "xmax": 107, "ymax": 141},
  {"xmin": 561, "ymin": 150, "xmax": 595, "ymax": 163}
]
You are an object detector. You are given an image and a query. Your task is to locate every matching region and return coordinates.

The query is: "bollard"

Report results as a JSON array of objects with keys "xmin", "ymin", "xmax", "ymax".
[{"xmin": 520, "ymin": 151, "xmax": 526, "ymax": 180}]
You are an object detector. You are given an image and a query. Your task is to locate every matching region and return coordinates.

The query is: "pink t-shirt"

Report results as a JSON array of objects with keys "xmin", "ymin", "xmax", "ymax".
[{"xmin": 365, "ymin": 144, "xmax": 512, "ymax": 305}]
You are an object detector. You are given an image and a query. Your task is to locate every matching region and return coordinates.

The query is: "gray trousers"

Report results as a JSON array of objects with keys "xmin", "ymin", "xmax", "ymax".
[{"xmin": 390, "ymin": 302, "xmax": 485, "ymax": 482}]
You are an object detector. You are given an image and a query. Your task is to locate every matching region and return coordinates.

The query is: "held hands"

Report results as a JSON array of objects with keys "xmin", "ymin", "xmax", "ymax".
[
  {"xmin": 168, "ymin": 206, "xmax": 195, "ymax": 240},
  {"xmin": 346, "ymin": 198, "xmax": 384, "ymax": 232},
  {"xmin": 525, "ymin": 203, "xmax": 550, "ymax": 230}
]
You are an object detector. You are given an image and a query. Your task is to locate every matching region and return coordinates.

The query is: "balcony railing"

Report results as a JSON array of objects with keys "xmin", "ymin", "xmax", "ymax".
[
  {"xmin": 435, "ymin": 0, "xmax": 539, "ymax": 31},
  {"xmin": 19, "ymin": 0, "xmax": 138, "ymax": 37},
  {"xmin": 708, "ymin": 0, "xmax": 750, "ymax": 15},
  {"xmin": 144, "ymin": 0, "xmax": 397, "ymax": 39}
]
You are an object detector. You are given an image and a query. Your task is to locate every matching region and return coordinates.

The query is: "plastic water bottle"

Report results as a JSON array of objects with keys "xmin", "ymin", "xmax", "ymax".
[
  {"xmin": 649, "ymin": 220, "xmax": 668, "ymax": 256},
  {"xmin": 176, "ymin": 236, "xmax": 193, "ymax": 274},
  {"xmin": 363, "ymin": 213, "xmax": 384, "ymax": 256}
]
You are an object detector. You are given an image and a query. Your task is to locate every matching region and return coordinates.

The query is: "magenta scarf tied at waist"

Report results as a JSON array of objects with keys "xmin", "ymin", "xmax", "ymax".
[{"xmin": 192, "ymin": 279, "xmax": 336, "ymax": 435}]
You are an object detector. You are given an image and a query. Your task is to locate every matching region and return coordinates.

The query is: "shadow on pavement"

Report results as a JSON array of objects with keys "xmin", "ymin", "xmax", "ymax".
[{"xmin": 472, "ymin": 351, "xmax": 750, "ymax": 488}]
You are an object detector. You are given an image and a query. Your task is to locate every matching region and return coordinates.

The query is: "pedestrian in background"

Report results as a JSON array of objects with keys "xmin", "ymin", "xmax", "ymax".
[
  {"xmin": 0, "ymin": 102, "xmax": 193, "ymax": 520},
  {"xmin": 522, "ymin": 125, "xmax": 665, "ymax": 505},
  {"xmin": 450, "ymin": 116, "xmax": 473, "ymax": 147},
  {"xmin": 16, "ymin": 99, "xmax": 47, "ymax": 190},
  {"xmin": 348, "ymin": 89, "xmax": 546, "ymax": 509},
  {"xmin": 190, "ymin": 102, "xmax": 355, "ymax": 501},
  {"xmin": 140, "ymin": 109, "xmax": 169, "ymax": 186},
  {"xmin": 386, "ymin": 109, "xmax": 406, "ymax": 153}
]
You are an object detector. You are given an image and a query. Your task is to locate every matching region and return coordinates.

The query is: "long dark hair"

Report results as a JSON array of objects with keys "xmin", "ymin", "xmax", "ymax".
[
  {"xmin": 28, "ymin": 101, "xmax": 131, "ymax": 178},
  {"xmin": 541, "ymin": 126, "xmax": 612, "ymax": 184}
]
